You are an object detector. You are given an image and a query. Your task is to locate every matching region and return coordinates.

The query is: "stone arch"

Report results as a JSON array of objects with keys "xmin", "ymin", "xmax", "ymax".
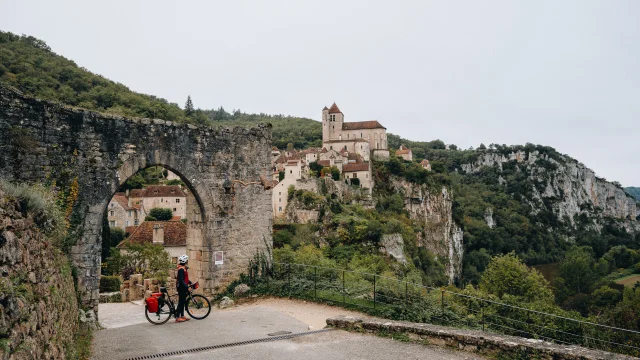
[
  {"xmin": 104, "ymin": 163, "xmax": 209, "ymax": 285},
  {"xmin": 0, "ymin": 86, "xmax": 274, "ymax": 315}
]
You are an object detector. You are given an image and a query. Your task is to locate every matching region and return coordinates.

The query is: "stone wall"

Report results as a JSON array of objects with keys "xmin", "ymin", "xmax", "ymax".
[
  {"xmin": 328, "ymin": 316, "xmax": 633, "ymax": 360},
  {"xmin": 0, "ymin": 186, "xmax": 79, "ymax": 359},
  {"xmin": 0, "ymin": 85, "xmax": 274, "ymax": 313}
]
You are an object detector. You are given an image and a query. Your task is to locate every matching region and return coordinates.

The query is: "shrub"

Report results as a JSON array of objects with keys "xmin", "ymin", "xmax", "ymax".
[
  {"xmin": 100, "ymin": 276, "xmax": 121, "ymax": 292},
  {"xmin": 0, "ymin": 180, "xmax": 66, "ymax": 247},
  {"xmin": 165, "ymin": 179, "xmax": 184, "ymax": 186},
  {"xmin": 148, "ymin": 208, "xmax": 173, "ymax": 221}
]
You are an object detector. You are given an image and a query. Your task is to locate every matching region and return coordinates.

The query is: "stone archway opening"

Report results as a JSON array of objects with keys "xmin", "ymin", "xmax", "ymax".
[{"xmin": 100, "ymin": 164, "xmax": 208, "ymax": 297}]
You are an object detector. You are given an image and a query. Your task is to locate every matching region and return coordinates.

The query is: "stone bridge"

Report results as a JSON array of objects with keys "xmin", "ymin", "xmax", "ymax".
[{"xmin": 0, "ymin": 86, "xmax": 273, "ymax": 313}]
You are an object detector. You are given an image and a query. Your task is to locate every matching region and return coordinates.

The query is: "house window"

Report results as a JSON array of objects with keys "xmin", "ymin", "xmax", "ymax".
[
  {"xmin": 278, "ymin": 207, "xmax": 282, "ymax": 212},
  {"xmin": 126, "ymin": 220, "xmax": 130, "ymax": 226},
  {"xmin": 361, "ymin": 133, "xmax": 363, "ymax": 138},
  {"xmin": 279, "ymin": 192, "xmax": 281, "ymax": 195},
  {"xmin": 347, "ymin": 134, "xmax": 349, "ymax": 139},
  {"xmin": 176, "ymin": 199, "xmax": 180, "ymax": 203},
  {"xmin": 353, "ymin": 173, "xmax": 358, "ymax": 178},
  {"xmin": 134, "ymin": 219, "xmax": 139, "ymax": 225},
  {"xmin": 110, "ymin": 211, "xmax": 114, "ymax": 216},
  {"xmin": 173, "ymin": 208, "xmax": 177, "ymax": 212},
  {"xmin": 109, "ymin": 221, "xmax": 115, "ymax": 227},
  {"xmin": 128, "ymin": 210, "xmax": 132, "ymax": 217},
  {"xmin": 161, "ymin": 198, "xmax": 163, "ymax": 203}
]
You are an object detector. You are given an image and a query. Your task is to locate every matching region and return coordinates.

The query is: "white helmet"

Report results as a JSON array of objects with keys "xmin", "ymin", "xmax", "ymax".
[{"xmin": 178, "ymin": 255, "xmax": 189, "ymax": 265}]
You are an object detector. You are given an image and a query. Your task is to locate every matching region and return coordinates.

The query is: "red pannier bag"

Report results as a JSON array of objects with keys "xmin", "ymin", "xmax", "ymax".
[
  {"xmin": 145, "ymin": 297, "xmax": 158, "ymax": 313},
  {"xmin": 145, "ymin": 293, "xmax": 163, "ymax": 313}
]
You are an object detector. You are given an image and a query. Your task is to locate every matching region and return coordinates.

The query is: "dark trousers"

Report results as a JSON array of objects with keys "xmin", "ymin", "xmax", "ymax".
[{"xmin": 176, "ymin": 288, "xmax": 187, "ymax": 318}]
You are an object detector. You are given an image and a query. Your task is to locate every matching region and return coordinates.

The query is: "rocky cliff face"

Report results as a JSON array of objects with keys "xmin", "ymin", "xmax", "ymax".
[
  {"xmin": 0, "ymin": 187, "xmax": 79, "ymax": 359},
  {"xmin": 391, "ymin": 179, "xmax": 463, "ymax": 282},
  {"xmin": 462, "ymin": 150, "xmax": 638, "ymax": 228}
]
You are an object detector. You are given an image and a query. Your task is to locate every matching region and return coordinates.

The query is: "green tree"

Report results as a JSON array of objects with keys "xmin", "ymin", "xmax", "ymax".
[
  {"xmin": 480, "ymin": 252, "xmax": 553, "ymax": 303},
  {"xmin": 554, "ymin": 247, "xmax": 597, "ymax": 303},
  {"xmin": 185, "ymin": 95, "xmax": 194, "ymax": 117},
  {"xmin": 148, "ymin": 207, "xmax": 173, "ymax": 221},
  {"xmin": 104, "ymin": 243, "xmax": 173, "ymax": 282}
]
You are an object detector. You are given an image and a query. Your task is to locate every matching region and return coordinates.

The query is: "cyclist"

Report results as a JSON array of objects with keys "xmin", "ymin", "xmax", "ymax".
[{"xmin": 175, "ymin": 254, "xmax": 192, "ymax": 323}]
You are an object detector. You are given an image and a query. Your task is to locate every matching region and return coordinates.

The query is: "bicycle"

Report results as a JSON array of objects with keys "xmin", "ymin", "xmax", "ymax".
[{"xmin": 145, "ymin": 282, "xmax": 212, "ymax": 325}]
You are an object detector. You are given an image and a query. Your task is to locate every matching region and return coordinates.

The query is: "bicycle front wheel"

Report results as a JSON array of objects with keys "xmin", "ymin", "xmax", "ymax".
[
  {"xmin": 186, "ymin": 294, "xmax": 211, "ymax": 320},
  {"xmin": 145, "ymin": 300, "xmax": 173, "ymax": 325}
]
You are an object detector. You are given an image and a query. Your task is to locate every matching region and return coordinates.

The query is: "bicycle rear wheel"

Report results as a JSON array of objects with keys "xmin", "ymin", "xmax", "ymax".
[
  {"xmin": 145, "ymin": 301, "xmax": 173, "ymax": 325},
  {"xmin": 186, "ymin": 294, "xmax": 211, "ymax": 320}
]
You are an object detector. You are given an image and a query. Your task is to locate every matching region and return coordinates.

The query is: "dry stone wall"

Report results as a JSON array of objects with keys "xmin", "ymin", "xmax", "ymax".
[
  {"xmin": 0, "ymin": 186, "xmax": 78, "ymax": 359},
  {"xmin": 0, "ymin": 85, "xmax": 273, "ymax": 314}
]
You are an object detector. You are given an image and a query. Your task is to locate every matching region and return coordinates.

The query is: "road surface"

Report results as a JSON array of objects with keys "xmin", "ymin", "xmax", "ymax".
[{"xmin": 92, "ymin": 298, "xmax": 484, "ymax": 360}]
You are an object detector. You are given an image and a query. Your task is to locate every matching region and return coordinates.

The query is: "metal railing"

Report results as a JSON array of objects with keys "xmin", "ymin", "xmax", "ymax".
[{"xmin": 248, "ymin": 261, "xmax": 640, "ymax": 357}]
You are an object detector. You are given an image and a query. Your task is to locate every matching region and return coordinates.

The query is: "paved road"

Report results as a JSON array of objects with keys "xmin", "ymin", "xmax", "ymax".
[{"xmin": 92, "ymin": 302, "xmax": 484, "ymax": 360}]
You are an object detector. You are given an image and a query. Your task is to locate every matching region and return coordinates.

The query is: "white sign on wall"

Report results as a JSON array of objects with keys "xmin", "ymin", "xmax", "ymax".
[{"xmin": 214, "ymin": 251, "xmax": 224, "ymax": 265}]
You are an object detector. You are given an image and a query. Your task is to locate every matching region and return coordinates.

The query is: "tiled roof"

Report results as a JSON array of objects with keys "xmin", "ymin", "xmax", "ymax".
[
  {"xmin": 275, "ymin": 154, "xmax": 287, "ymax": 164},
  {"xmin": 328, "ymin": 103, "xmax": 342, "ymax": 114},
  {"xmin": 420, "ymin": 159, "xmax": 430, "ymax": 165},
  {"xmin": 286, "ymin": 160, "xmax": 299, "ymax": 165},
  {"xmin": 143, "ymin": 185, "xmax": 187, "ymax": 198},
  {"xmin": 323, "ymin": 106, "xmax": 329, "ymax": 111},
  {"xmin": 317, "ymin": 160, "xmax": 331, "ymax": 167},
  {"xmin": 125, "ymin": 226, "xmax": 138, "ymax": 235},
  {"xmin": 118, "ymin": 221, "xmax": 187, "ymax": 248},
  {"xmin": 129, "ymin": 189, "xmax": 145, "ymax": 198},
  {"xmin": 112, "ymin": 194, "xmax": 132, "ymax": 211},
  {"xmin": 342, "ymin": 121, "xmax": 386, "ymax": 130},
  {"xmin": 396, "ymin": 148, "xmax": 412, "ymax": 155},
  {"xmin": 343, "ymin": 163, "xmax": 369, "ymax": 172}
]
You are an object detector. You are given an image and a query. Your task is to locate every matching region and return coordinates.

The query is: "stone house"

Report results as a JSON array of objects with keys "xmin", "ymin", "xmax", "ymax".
[
  {"xmin": 107, "ymin": 193, "xmax": 145, "ymax": 230},
  {"xmin": 343, "ymin": 163, "xmax": 373, "ymax": 190},
  {"xmin": 140, "ymin": 185, "xmax": 187, "ymax": 219},
  {"xmin": 116, "ymin": 220, "xmax": 187, "ymax": 263},
  {"xmin": 420, "ymin": 159, "xmax": 432, "ymax": 171},
  {"xmin": 396, "ymin": 145, "xmax": 413, "ymax": 161}
]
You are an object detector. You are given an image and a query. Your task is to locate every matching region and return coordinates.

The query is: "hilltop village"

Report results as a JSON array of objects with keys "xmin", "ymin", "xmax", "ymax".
[{"xmin": 270, "ymin": 103, "xmax": 429, "ymax": 218}]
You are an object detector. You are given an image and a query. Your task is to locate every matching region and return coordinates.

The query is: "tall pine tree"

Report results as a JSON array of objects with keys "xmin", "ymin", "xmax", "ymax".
[{"xmin": 185, "ymin": 95, "xmax": 194, "ymax": 117}]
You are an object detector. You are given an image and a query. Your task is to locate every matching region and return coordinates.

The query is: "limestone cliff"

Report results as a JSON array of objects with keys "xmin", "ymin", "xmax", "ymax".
[
  {"xmin": 391, "ymin": 179, "xmax": 463, "ymax": 282},
  {"xmin": 461, "ymin": 149, "xmax": 638, "ymax": 229},
  {"xmin": 0, "ymin": 186, "xmax": 79, "ymax": 359}
]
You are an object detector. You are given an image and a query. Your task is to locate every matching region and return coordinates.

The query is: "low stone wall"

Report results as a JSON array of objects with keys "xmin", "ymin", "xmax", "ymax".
[{"xmin": 326, "ymin": 316, "xmax": 634, "ymax": 360}]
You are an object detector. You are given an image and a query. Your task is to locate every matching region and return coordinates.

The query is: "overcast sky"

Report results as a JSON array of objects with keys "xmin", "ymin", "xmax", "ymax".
[{"xmin": 2, "ymin": 1, "xmax": 638, "ymax": 186}]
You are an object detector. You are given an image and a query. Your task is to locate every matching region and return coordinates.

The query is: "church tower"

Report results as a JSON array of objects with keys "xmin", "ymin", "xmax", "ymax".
[
  {"xmin": 322, "ymin": 105, "xmax": 329, "ymax": 143},
  {"xmin": 327, "ymin": 102, "xmax": 343, "ymax": 141}
]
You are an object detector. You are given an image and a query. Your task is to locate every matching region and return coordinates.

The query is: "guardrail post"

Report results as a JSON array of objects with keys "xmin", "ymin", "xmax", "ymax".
[
  {"xmin": 342, "ymin": 270, "xmax": 345, "ymax": 307},
  {"xmin": 405, "ymin": 282, "xmax": 408, "ymax": 308},
  {"xmin": 287, "ymin": 263, "xmax": 291, "ymax": 297},
  {"xmin": 314, "ymin": 267, "xmax": 317, "ymax": 301},
  {"xmin": 373, "ymin": 274, "xmax": 376, "ymax": 310}
]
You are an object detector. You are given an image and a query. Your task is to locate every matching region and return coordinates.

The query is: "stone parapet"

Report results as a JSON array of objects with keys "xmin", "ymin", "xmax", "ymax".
[{"xmin": 326, "ymin": 316, "xmax": 633, "ymax": 360}]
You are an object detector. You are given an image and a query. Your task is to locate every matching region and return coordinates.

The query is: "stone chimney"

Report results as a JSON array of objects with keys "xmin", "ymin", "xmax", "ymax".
[{"xmin": 153, "ymin": 224, "xmax": 164, "ymax": 245}]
